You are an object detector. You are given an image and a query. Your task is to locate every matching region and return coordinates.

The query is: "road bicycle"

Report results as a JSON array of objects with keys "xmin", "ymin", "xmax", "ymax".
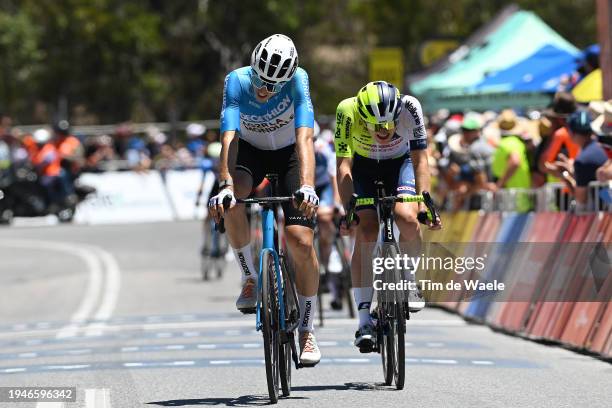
[
  {"xmin": 345, "ymin": 183, "xmax": 439, "ymax": 390},
  {"xmin": 217, "ymin": 174, "xmax": 305, "ymax": 403},
  {"xmin": 200, "ymin": 216, "xmax": 229, "ymax": 280}
]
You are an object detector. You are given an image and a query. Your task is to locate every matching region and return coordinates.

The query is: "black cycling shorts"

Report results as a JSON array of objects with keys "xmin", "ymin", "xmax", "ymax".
[
  {"xmin": 235, "ymin": 140, "xmax": 314, "ymax": 229},
  {"xmin": 352, "ymin": 154, "xmax": 417, "ymax": 211}
]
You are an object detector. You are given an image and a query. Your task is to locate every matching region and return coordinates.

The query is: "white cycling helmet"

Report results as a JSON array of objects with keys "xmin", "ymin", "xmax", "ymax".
[
  {"xmin": 33, "ymin": 128, "xmax": 51, "ymax": 144},
  {"xmin": 251, "ymin": 34, "xmax": 298, "ymax": 83}
]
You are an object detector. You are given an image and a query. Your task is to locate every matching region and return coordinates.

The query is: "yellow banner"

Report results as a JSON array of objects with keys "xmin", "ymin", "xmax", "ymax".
[
  {"xmin": 369, "ymin": 47, "xmax": 404, "ymax": 88},
  {"xmin": 420, "ymin": 40, "xmax": 459, "ymax": 67}
]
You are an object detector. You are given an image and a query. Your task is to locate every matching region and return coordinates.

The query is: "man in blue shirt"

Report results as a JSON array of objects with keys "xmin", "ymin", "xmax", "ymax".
[{"xmin": 208, "ymin": 34, "xmax": 320, "ymax": 365}]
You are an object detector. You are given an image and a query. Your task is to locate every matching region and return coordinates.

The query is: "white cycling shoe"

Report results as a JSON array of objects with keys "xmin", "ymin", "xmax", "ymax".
[{"xmin": 299, "ymin": 331, "xmax": 321, "ymax": 367}]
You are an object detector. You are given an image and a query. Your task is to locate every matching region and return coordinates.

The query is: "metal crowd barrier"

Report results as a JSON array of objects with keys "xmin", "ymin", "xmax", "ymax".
[{"xmin": 445, "ymin": 181, "xmax": 610, "ymax": 213}]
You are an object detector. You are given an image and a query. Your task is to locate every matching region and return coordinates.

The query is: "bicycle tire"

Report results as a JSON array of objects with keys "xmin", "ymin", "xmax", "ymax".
[
  {"xmin": 338, "ymin": 238, "xmax": 355, "ymax": 318},
  {"xmin": 380, "ymin": 304, "xmax": 394, "ymax": 386},
  {"xmin": 279, "ymin": 258, "xmax": 293, "ymax": 396},
  {"xmin": 393, "ymin": 302, "xmax": 406, "ymax": 390},
  {"xmin": 261, "ymin": 251, "xmax": 280, "ymax": 403},
  {"xmin": 379, "ymin": 243, "xmax": 405, "ymax": 388}
]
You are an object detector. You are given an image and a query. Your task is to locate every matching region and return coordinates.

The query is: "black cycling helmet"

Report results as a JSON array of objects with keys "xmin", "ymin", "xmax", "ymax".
[
  {"xmin": 567, "ymin": 110, "xmax": 592, "ymax": 135},
  {"xmin": 53, "ymin": 119, "xmax": 71, "ymax": 135}
]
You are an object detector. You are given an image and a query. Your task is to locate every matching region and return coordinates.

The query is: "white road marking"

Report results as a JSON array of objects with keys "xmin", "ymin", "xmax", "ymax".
[
  {"xmin": 242, "ymin": 343, "xmax": 260, "ymax": 348},
  {"xmin": 18, "ymin": 352, "xmax": 37, "ymax": 358},
  {"xmin": 210, "ymin": 360, "xmax": 231, "ymax": 365},
  {"xmin": 43, "ymin": 364, "xmax": 91, "ymax": 370},
  {"xmin": 420, "ymin": 358, "xmax": 458, "ymax": 364},
  {"xmin": 166, "ymin": 345, "xmax": 185, "ymax": 350},
  {"xmin": 124, "ymin": 362, "xmax": 144, "ymax": 367},
  {"xmin": 85, "ymin": 388, "xmax": 111, "ymax": 408},
  {"xmin": 84, "ymin": 247, "xmax": 121, "ymax": 337},
  {"xmin": 0, "ymin": 316, "xmax": 466, "ymax": 340},
  {"xmin": 0, "ymin": 239, "xmax": 105, "ymax": 340},
  {"xmin": 169, "ymin": 361, "xmax": 195, "ymax": 366},
  {"xmin": 197, "ymin": 344, "xmax": 217, "ymax": 349},
  {"xmin": 121, "ymin": 346, "xmax": 140, "ymax": 352},
  {"xmin": 472, "ymin": 360, "xmax": 494, "ymax": 365},
  {"xmin": 2, "ymin": 367, "xmax": 26, "ymax": 373}
]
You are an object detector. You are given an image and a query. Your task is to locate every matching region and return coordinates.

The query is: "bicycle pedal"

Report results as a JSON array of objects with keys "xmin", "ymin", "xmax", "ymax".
[
  {"xmin": 238, "ymin": 307, "xmax": 256, "ymax": 315},
  {"xmin": 298, "ymin": 361, "xmax": 319, "ymax": 368}
]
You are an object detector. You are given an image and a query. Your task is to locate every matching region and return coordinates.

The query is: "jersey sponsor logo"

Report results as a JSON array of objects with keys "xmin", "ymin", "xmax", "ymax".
[
  {"xmin": 301, "ymin": 300, "xmax": 312, "ymax": 327},
  {"xmin": 405, "ymin": 100, "xmax": 421, "ymax": 126},
  {"xmin": 300, "ymin": 74, "xmax": 314, "ymax": 113},
  {"xmin": 337, "ymin": 142, "xmax": 349, "ymax": 154},
  {"xmin": 335, "ymin": 112, "xmax": 344, "ymax": 139},
  {"xmin": 357, "ymin": 301, "xmax": 371, "ymax": 310},
  {"xmin": 344, "ymin": 116, "xmax": 352, "ymax": 139},
  {"xmin": 241, "ymin": 95, "xmax": 293, "ymax": 123},
  {"xmin": 397, "ymin": 185, "xmax": 416, "ymax": 193},
  {"xmin": 220, "ymin": 74, "xmax": 230, "ymax": 118},
  {"xmin": 237, "ymin": 252, "xmax": 251, "ymax": 276},
  {"xmin": 242, "ymin": 115, "xmax": 294, "ymax": 133},
  {"xmin": 413, "ymin": 127, "xmax": 426, "ymax": 139}
]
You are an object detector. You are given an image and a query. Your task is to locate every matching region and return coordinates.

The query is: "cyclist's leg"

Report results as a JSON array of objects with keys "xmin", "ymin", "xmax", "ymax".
[
  {"xmin": 349, "ymin": 160, "xmax": 380, "ymax": 348},
  {"xmin": 280, "ymin": 148, "xmax": 320, "ymax": 365},
  {"xmin": 315, "ymin": 184, "xmax": 335, "ymax": 268},
  {"xmin": 392, "ymin": 157, "xmax": 425, "ymax": 311},
  {"xmin": 227, "ymin": 141, "xmax": 263, "ymax": 311}
]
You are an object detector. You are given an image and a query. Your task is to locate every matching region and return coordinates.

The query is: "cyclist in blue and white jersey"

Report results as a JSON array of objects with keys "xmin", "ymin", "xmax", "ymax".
[{"xmin": 209, "ymin": 34, "xmax": 321, "ymax": 365}]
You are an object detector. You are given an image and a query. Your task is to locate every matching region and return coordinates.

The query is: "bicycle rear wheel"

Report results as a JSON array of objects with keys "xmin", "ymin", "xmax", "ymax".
[{"xmin": 261, "ymin": 251, "xmax": 280, "ymax": 403}]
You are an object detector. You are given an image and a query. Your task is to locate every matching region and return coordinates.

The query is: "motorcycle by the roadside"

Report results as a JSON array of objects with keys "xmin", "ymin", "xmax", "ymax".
[{"xmin": 0, "ymin": 164, "xmax": 95, "ymax": 225}]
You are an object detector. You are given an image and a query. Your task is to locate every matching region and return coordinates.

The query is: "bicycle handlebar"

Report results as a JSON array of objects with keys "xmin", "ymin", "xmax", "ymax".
[
  {"xmin": 215, "ymin": 194, "xmax": 304, "ymax": 234},
  {"xmin": 344, "ymin": 191, "xmax": 440, "ymax": 228}
]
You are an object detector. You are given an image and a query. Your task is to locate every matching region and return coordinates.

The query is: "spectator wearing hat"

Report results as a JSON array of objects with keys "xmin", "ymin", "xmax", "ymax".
[
  {"xmin": 186, "ymin": 123, "xmax": 206, "ymax": 159},
  {"xmin": 439, "ymin": 113, "xmax": 494, "ymax": 209},
  {"xmin": 491, "ymin": 110, "xmax": 531, "ymax": 190},
  {"xmin": 540, "ymin": 92, "xmax": 580, "ymax": 181},
  {"xmin": 560, "ymin": 110, "xmax": 609, "ymax": 209}
]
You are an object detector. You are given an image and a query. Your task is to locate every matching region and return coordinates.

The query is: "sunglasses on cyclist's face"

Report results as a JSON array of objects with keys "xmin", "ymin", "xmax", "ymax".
[
  {"xmin": 365, "ymin": 122, "xmax": 396, "ymax": 133},
  {"xmin": 250, "ymin": 73, "xmax": 286, "ymax": 93}
]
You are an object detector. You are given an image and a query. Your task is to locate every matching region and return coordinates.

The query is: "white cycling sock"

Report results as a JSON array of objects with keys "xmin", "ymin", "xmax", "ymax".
[
  {"xmin": 298, "ymin": 295, "xmax": 317, "ymax": 333},
  {"xmin": 353, "ymin": 287, "xmax": 374, "ymax": 327},
  {"xmin": 233, "ymin": 245, "xmax": 257, "ymax": 283}
]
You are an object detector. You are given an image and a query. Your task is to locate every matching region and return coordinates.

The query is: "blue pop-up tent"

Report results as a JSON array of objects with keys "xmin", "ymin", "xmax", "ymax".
[{"xmin": 473, "ymin": 44, "xmax": 579, "ymax": 92}]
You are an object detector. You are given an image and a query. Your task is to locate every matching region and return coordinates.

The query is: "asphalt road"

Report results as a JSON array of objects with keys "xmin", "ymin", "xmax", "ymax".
[{"xmin": 0, "ymin": 221, "xmax": 610, "ymax": 408}]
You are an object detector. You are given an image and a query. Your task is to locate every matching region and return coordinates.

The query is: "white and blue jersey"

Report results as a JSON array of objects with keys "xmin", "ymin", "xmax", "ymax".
[{"xmin": 220, "ymin": 66, "xmax": 314, "ymax": 150}]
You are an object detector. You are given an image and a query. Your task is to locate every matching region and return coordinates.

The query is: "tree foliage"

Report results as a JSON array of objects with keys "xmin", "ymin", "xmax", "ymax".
[{"xmin": 0, "ymin": 0, "xmax": 597, "ymax": 123}]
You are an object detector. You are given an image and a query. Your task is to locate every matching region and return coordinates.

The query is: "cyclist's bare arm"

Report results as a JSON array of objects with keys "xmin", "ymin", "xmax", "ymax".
[
  {"xmin": 336, "ymin": 156, "xmax": 354, "ymax": 210},
  {"xmin": 210, "ymin": 130, "xmax": 238, "ymax": 221},
  {"xmin": 410, "ymin": 149, "xmax": 441, "ymax": 229},
  {"xmin": 295, "ymin": 126, "xmax": 317, "ymax": 217}
]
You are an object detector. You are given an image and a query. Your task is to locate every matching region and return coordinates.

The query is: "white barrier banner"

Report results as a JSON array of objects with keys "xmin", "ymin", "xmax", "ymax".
[
  {"xmin": 164, "ymin": 169, "xmax": 215, "ymax": 220},
  {"xmin": 74, "ymin": 171, "xmax": 174, "ymax": 224}
]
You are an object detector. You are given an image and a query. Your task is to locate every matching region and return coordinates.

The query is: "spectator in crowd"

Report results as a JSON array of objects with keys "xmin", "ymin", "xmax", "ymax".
[
  {"xmin": 145, "ymin": 125, "xmax": 167, "ymax": 159},
  {"xmin": 592, "ymin": 101, "xmax": 612, "ymax": 187},
  {"xmin": 83, "ymin": 135, "xmax": 116, "ymax": 172},
  {"xmin": 439, "ymin": 113, "xmax": 494, "ymax": 209},
  {"xmin": 186, "ymin": 123, "xmax": 206, "ymax": 159},
  {"xmin": 154, "ymin": 143, "xmax": 182, "ymax": 171},
  {"xmin": 113, "ymin": 123, "xmax": 133, "ymax": 159},
  {"xmin": 126, "ymin": 136, "xmax": 151, "ymax": 171},
  {"xmin": 541, "ymin": 92, "xmax": 580, "ymax": 180},
  {"xmin": 532, "ymin": 115, "xmax": 554, "ymax": 187},
  {"xmin": 560, "ymin": 110, "xmax": 608, "ymax": 210},
  {"xmin": 491, "ymin": 110, "xmax": 531, "ymax": 190}
]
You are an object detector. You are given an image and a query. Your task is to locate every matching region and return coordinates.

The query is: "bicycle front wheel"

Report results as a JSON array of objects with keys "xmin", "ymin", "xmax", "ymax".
[{"xmin": 261, "ymin": 251, "xmax": 280, "ymax": 403}]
